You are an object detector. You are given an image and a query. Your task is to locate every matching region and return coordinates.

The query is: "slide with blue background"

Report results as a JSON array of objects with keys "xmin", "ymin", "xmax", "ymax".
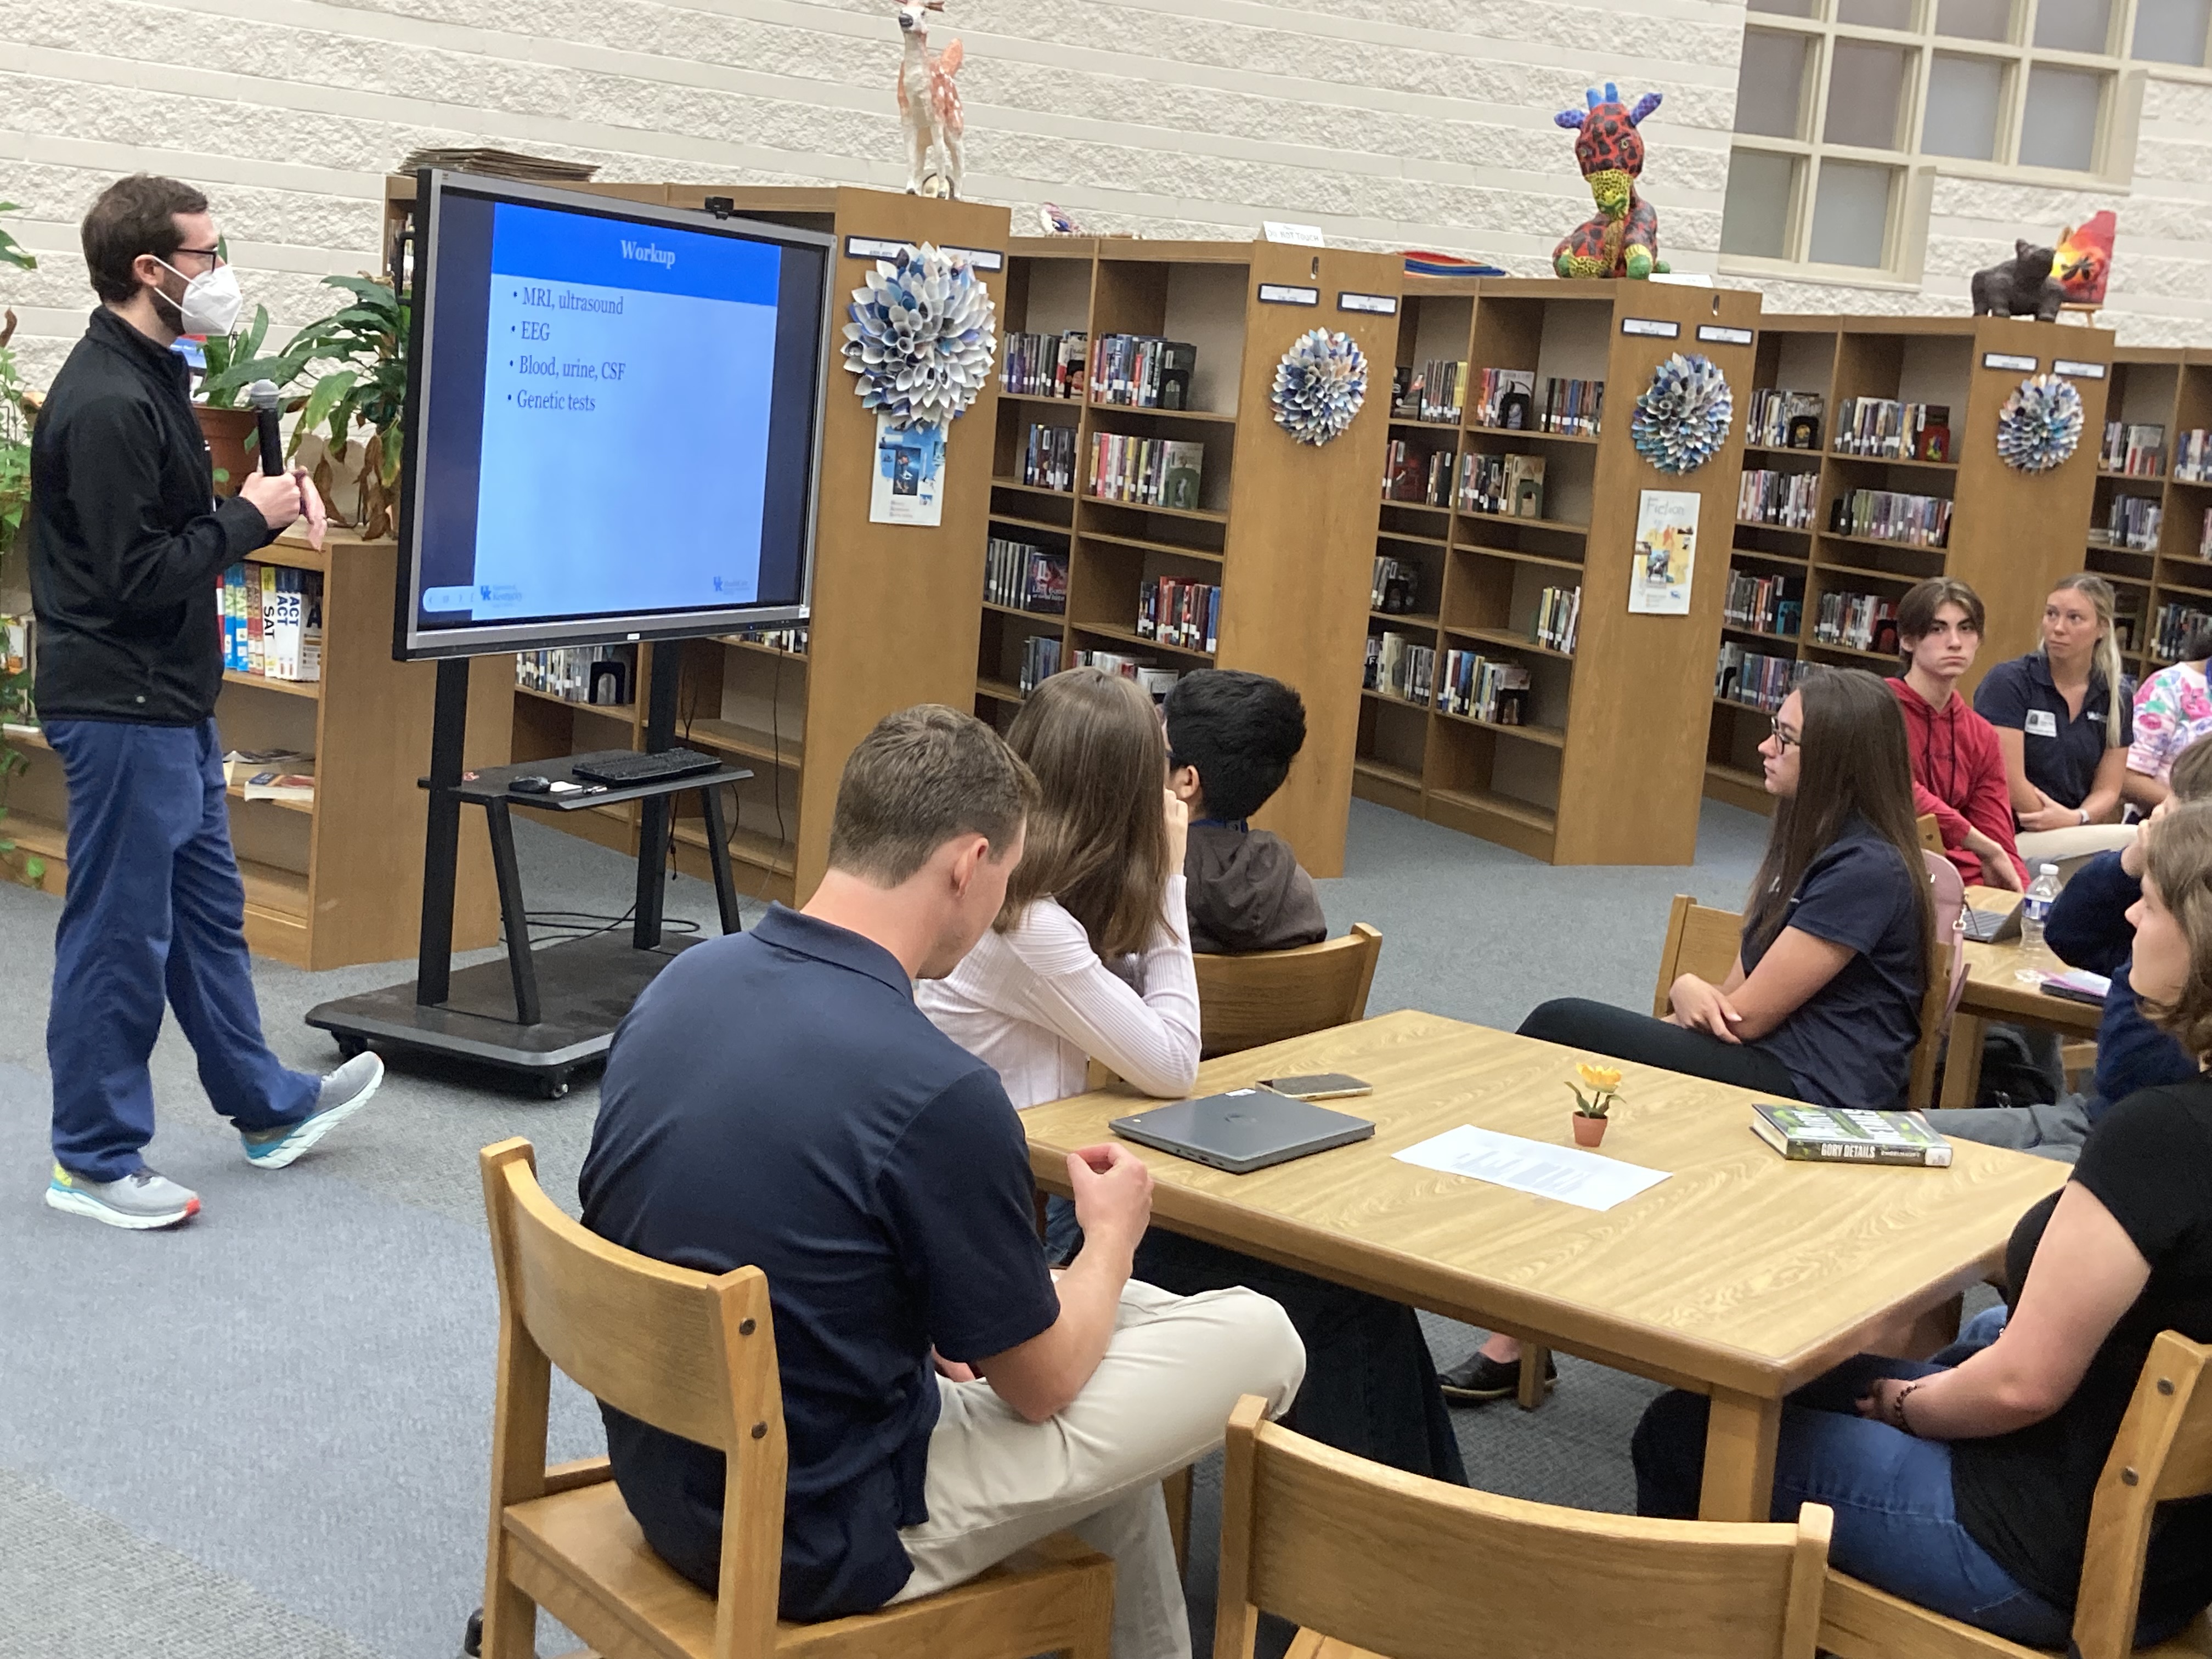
[{"xmin": 425, "ymin": 202, "xmax": 781, "ymax": 620}]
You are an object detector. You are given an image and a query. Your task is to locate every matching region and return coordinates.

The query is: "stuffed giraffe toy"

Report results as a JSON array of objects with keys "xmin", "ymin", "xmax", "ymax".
[
  {"xmin": 895, "ymin": 0, "xmax": 965, "ymax": 198},
  {"xmin": 1554, "ymin": 83, "xmax": 1667, "ymax": 280}
]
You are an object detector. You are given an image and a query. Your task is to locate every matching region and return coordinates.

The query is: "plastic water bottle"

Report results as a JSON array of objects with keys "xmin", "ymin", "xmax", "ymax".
[{"xmin": 2022, "ymin": 863, "xmax": 2061, "ymax": 951}]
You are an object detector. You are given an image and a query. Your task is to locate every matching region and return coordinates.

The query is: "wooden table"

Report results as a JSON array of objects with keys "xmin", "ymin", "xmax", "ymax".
[
  {"xmin": 1941, "ymin": 885, "xmax": 2103, "ymax": 1108},
  {"xmin": 1023, "ymin": 1009, "xmax": 2068, "ymax": 1523}
]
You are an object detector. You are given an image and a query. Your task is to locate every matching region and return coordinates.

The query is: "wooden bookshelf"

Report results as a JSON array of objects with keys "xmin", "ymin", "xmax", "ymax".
[
  {"xmin": 5, "ymin": 529, "xmax": 509, "ymax": 967},
  {"xmin": 2095, "ymin": 347, "xmax": 2212, "ymax": 679},
  {"xmin": 1707, "ymin": 314, "xmax": 2114, "ymax": 815},
  {"xmin": 975, "ymin": 236, "xmax": 1400, "ymax": 877},
  {"xmin": 1353, "ymin": 277, "xmax": 1763, "ymax": 864}
]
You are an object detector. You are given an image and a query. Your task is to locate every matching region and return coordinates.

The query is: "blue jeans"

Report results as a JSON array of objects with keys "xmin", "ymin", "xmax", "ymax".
[
  {"xmin": 1632, "ymin": 1355, "xmax": 2072, "ymax": 1648},
  {"xmin": 46, "ymin": 719, "xmax": 317, "ymax": 1181}
]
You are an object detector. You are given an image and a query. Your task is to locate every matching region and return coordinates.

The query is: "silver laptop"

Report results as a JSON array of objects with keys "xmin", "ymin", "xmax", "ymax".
[{"xmin": 1110, "ymin": 1087, "xmax": 1375, "ymax": 1175}]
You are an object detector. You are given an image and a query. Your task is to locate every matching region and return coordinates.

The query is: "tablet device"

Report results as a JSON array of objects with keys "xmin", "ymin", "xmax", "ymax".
[
  {"xmin": 1258, "ymin": 1073, "xmax": 1373, "ymax": 1101},
  {"xmin": 1110, "ymin": 1088, "xmax": 1375, "ymax": 1175}
]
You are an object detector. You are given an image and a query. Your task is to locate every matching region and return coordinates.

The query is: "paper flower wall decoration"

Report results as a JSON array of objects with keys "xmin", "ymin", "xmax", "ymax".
[
  {"xmin": 1996, "ymin": 374, "xmax": 2084, "ymax": 473},
  {"xmin": 1630, "ymin": 352, "xmax": 1733, "ymax": 475},
  {"xmin": 840, "ymin": 242, "xmax": 997, "ymax": 431},
  {"xmin": 1271, "ymin": 329, "xmax": 1367, "ymax": 447}
]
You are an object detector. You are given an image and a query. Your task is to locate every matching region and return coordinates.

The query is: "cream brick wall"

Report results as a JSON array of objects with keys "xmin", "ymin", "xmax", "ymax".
[{"xmin": 0, "ymin": 0, "xmax": 2206, "ymax": 387}]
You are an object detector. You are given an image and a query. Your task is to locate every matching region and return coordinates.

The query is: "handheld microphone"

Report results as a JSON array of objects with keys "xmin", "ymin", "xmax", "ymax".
[{"xmin": 247, "ymin": 380, "xmax": 285, "ymax": 477}]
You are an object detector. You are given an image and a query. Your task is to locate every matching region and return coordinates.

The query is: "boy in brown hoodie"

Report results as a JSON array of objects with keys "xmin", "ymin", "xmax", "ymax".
[{"xmin": 1163, "ymin": 670, "xmax": 1328, "ymax": 954}]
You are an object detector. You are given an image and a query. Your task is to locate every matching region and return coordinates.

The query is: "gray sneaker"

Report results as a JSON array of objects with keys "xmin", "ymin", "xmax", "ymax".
[
  {"xmin": 240, "ymin": 1052, "xmax": 385, "ymax": 1169},
  {"xmin": 46, "ymin": 1164, "xmax": 200, "ymax": 1229}
]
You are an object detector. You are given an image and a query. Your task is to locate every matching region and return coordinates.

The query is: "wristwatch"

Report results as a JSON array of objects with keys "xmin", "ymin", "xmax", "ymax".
[{"xmin": 2079, "ymin": 808, "xmax": 2091, "ymax": 825}]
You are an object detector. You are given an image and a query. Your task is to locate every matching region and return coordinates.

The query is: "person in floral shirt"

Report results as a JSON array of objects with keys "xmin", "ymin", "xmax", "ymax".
[{"xmin": 2128, "ymin": 619, "xmax": 2212, "ymax": 810}]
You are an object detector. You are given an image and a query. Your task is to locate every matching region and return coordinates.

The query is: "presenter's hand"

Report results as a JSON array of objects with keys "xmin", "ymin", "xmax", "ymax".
[
  {"xmin": 239, "ymin": 468, "xmax": 304, "ymax": 534},
  {"xmin": 294, "ymin": 466, "xmax": 328, "ymax": 552},
  {"xmin": 1162, "ymin": 788, "xmax": 1189, "ymax": 869},
  {"xmin": 1067, "ymin": 1142, "xmax": 1153, "ymax": 1259}
]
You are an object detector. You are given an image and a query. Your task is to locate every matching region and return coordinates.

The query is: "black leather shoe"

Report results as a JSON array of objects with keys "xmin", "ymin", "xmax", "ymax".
[{"xmin": 1438, "ymin": 1350, "xmax": 1558, "ymax": 1406}]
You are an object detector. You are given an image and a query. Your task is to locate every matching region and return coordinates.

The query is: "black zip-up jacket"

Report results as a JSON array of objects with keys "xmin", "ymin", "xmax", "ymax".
[{"xmin": 29, "ymin": 307, "xmax": 275, "ymax": 724}]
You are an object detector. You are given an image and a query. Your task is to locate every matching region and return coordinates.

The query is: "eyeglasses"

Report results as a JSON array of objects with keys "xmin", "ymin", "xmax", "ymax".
[
  {"xmin": 170, "ymin": 244, "xmax": 224, "ymax": 269},
  {"xmin": 1767, "ymin": 718, "xmax": 1802, "ymax": 751}
]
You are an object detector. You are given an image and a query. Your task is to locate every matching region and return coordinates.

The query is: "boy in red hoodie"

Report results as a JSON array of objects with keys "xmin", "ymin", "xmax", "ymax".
[{"xmin": 1888, "ymin": 578, "xmax": 2026, "ymax": 891}]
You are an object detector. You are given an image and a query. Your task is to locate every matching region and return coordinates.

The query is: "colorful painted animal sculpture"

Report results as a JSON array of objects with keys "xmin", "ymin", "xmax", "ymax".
[
  {"xmin": 895, "ymin": 0, "xmax": 965, "ymax": 198},
  {"xmin": 1554, "ymin": 83, "xmax": 1667, "ymax": 280}
]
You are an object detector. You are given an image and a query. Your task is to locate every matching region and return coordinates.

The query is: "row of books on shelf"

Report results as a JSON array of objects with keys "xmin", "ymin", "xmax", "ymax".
[
  {"xmin": 1830, "ymin": 487, "xmax": 1952, "ymax": 549},
  {"xmin": 1021, "ymin": 422, "xmax": 1078, "ymax": 492},
  {"xmin": 1088, "ymin": 335, "xmax": 1197, "ymax": 410},
  {"xmin": 1372, "ymin": 556, "xmax": 1422, "ymax": 614},
  {"xmin": 1018, "ymin": 634, "xmax": 1063, "ymax": 694},
  {"xmin": 1469, "ymin": 369, "xmax": 1605, "ymax": 437},
  {"xmin": 1365, "ymin": 630, "xmax": 1434, "ymax": 705},
  {"xmin": 2095, "ymin": 495, "xmax": 2164, "ymax": 553},
  {"xmin": 1073, "ymin": 650, "xmax": 1180, "ymax": 702},
  {"xmin": 2154, "ymin": 602, "xmax": 2212, "ymax": 662},
  {"xmin": 2178, "ymin": 430, "xmax": 2212, "ymax": 483},
  {"xmin": 1832, "ymin": 398, "xmax": 1950, "ymax": 462},
  {"xmin": 1003, "ymin": 330, "xmax": 1087, "ymax": 399},
  {"xmin": 2104, "ymin": 421, "xmax": 2169, "ymax": 477},
  {"xmin": 1437, "ymin": 650, "xmax": 1532, "ymax": 725},
  {"xmin": 1383, "ymin": 441, "xmax": 1453, "ymax": 508},
  {"xmin": 1135, "ymin": 577, "xmax": 1221, "ymax": 653},
  {"xmin": 1089, "ymin": 432, "xmax": 1205, "ymax": 511},
  {"xmin": 1459, "ymin": 452, "xmax": 1546, "ymax": 520},
  {"xmin": 516, "ymin": 644, "xmax": 636, "ymax": 708},
  {"xmin": 1814, "ymin": 590, "xmax": 1898, "ymax": 654},
  {"xmin": 1533, "ymin": 585, "xmax": 1582, "ymax": 653},
  {"xmin": 726, "ymin": 623, "xmax": 809, "ymax": 656},
  {"xmin": 1746, "ymin": 388, "xmax": 1824, "ymax": 450},
  {"xmin": 1739, "ymin": 467, "xmax": 1819, "ymax": 530},
  {"xmin": 985, "ymin": 537, "xmax": 1068, "ymax": 613},
  {"xmin": 1715, "ymin": 645, "xmax": 1807, "ymax": 712},
  {"xmin": 1724, "ymin": 572, "xmax": 1803, "ymax": 637},
  {"xmin": 219, "ymin": 562, "xmax": 322, "ymax": 682},
  {"xmin": 1392, "ymin": 359, "xmax": 1468, "ymax": 425},
  {"xmin": 221, "ymin": 748, "xmax": 315, "ymax": 805}
]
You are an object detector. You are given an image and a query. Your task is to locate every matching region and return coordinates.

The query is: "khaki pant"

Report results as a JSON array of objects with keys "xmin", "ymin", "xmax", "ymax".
[{"xmin": 891, "ymin": 1279, "xmax": 1306, "ymax": 1659}]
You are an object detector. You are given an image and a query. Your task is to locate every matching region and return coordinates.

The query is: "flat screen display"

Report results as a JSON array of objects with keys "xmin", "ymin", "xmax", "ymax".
[{"xmin": 395, "ymin": 172, "xmax": 831, "ymax": 659}]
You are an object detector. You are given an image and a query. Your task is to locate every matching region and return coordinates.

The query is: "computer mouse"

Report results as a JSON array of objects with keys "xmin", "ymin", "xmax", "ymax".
[{"xmin": 510, "ymin": 775, "xmax": 553, "ymax": 793}]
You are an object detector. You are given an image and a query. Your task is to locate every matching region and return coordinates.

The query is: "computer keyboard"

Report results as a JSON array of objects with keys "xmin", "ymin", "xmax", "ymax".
[{"xmin": 569, "ymin": 748, "xmax": 722, "ymax": 787}]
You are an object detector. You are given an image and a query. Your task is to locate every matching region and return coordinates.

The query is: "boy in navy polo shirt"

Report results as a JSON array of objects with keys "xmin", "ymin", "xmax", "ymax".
[{"xmin": 580, "ymin": 705, "xmax": 1303, "ymax": 1658}]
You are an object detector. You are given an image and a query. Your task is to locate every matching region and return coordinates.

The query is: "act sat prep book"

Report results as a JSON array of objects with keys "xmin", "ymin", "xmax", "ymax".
[{"xmin": 1751, "ymin": 1103, "xmax": 1954, "ymax": 1167}]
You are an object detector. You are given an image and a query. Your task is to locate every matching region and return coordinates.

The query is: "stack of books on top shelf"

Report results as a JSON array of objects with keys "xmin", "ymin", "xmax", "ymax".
[
  {"xmin": 1075, "ymin": 650, "xmax": 1180, "ymax": 702},
  {"xmin": 1372, "ymin": 556, "xmax": 1421, "ymax": 614},
  {"xmin": 1087, "ymin": 336, "xmax": 1197, "ymax": 410},
  {"xmin": 1391, "ymin": 359, "xmax": 1468, "ymax": 424},
  {"xmin": 1739, "ymin": 468, "xmax": 1819, "ymax": 529},
  {"xmin": 1716, "ymin": 644, "xmax": 1805, "ymax": 712},
  {"xmin": 1019, "ymin": 633, "xmax": 1063, "ymax": 694},
  {"xmin": 2095, "ymin": 495, "xmax": 2163, "ymax": 553},
  {"xmin": 1383, "ymin": 441, "xmax": 1454, "ymax": 507},
  {"xmin": 1022, "ymin": 423, "xmax": 1077, "ymax": 490},
  {"xmin": 1815, "ymin": 591, "xmax": 1898, "ymax": 654},
  {"xmin": 985, "ymin": 538, "xmax": 1068, "ymax": 613},
  {"xmin": 1002, "ymin": 330, "xmax": 1088, "ymax": 398},
  {"xmin": 2157, "ymin": 601, "xmax": 2212, "ymax": 661},
  {"xmin": 726, "ymin": 623, "xmax": 808, "ymax": 656},
  {"xmin": 1438, "ymin": 650, "xmax": 1530, "ymax": 724},
  {"xmin": 1088, "ymin": 433, "xmax": 1204, "ymax": 510},
  {"xmin": 1832, "ymin": 399, "xmax": 1949, "ymax": 462},
  {"xmin": 1830, "ymin": 488, "xmax": 1952, "ymax": 548},
  {"xmin": 2178, "ymin": 429, "xmax": 2212, "ymax": 483},
  {"xmin": 1534, "ymin": 586, "xmax": 1581, "ymax": 653},
  {"xmin": 1458, "ymin": 452, "xmax": 1546, "ymax": 518},
  {"xmin": 220, "ymin": 562, "xmax": 322, "ymax": 682},
  {"xmin": 1136, "ymin": 577, "xmax": 1220, "ymax": 653},
  {"xmin": 2102, "ymin": 420, "xmax": 2167, "ymax": 477},
  {"xmin": 517, "ymin": 645, "xmax": 636, "ymax": 707},
  {"xmin": 1746, "ymin": 389, "xmax": 1825, "ymax": 449},
  {"xmin": 1724, "ymin": 571, "xmax": 1802, "ymax": 637},
  {"xmin": 1365, "ymin": 630, "xmax": 1435, "ymax": 705}
]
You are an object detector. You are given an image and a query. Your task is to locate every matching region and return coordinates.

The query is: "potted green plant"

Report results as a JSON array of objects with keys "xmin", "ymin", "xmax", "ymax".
[
  {"xmin": 1566, "ymin": 1060, "xmax": 1621, "ymax": 1148},
  {"xmin": 194, "ymin": 300, "xmax": 273, "ymax": 492}
]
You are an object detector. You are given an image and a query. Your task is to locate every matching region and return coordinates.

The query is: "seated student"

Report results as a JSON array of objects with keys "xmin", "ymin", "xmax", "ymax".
[
  {"xmin": 1886, "ymin": 577, "xmax": 2025, "ymax": 893},
  {"xmin": 579, "ymin": 704, "xmax": 1304, "ymax": 1659},
  {"xmin": 1631, "ymin": 799, "xmax": 2212, "ymax": 1649},
  {"xmin": 1162, "ymin": 669, "xmax": 1328, "ymax": 954},
  {"xmin": 1929, "ymin": 736, "xmax": 2211, "ymax": 1160},
  {"xmin": 1974, "ymin": 574, "xmax": 2135, "ymax": 867},
  {"xmin": 2125, "ymin": 617, "xmax": 2212, "ymax": 810},
  {"xmin": 919, "ymin": 667, "xmax": 1466, "ymax": 1485},
  {"xmin": 1446, "ymin": 667, "xmax": 1932, "ymax": 1406}
]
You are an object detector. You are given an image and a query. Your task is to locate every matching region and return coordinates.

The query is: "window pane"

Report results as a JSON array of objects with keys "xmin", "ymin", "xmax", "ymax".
[
  {"xmin": 2020, "ymin": 63, "xmax": 2106, "ymax": 168},
  {"xmin": 2134, "ymin": 0, "xmax": 2212, "ymax": 63},
  {"xmin": 1809, "ymin": 160, "xmax": 1897, "ymax": 266},
  {"xmin": 1736, "ymin": 31, "xmax": 1813, "ymax": 137},
  {"xmin": 1826, "ymin": 41, "xmax": 1910, "ymax": 149},
  {"xmin": 1937, "ymin": 0, "xmax": 2013, "ymax": 40},
  {"xmin": 1722, "ymin": 149, "xmax": 1802, "ymax": 258},
  {"xmin": 2033, "ymin": 0, "xmax": 2112, "ymax": 50},
  {"xmin": 1748, "ymin": 0, "xmax": 1819, "ymax": 13},
  {"xmin": 1924, "ymin": 54, "xmax": 2005, "ymax": 157},
  {"xmin": 1839, "ymin": 0, "xmax": 1913, "ymax": 25}
]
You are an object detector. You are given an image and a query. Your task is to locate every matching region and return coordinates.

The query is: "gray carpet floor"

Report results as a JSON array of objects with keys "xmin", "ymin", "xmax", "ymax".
[{"xmin": 0, "ymin": 797, "xmax": 1787, "ymax": 1658}]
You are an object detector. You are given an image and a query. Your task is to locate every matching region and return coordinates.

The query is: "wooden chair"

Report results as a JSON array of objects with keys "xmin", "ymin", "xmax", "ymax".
[
  {"xmin": 1192, "ymin": 923, "xmax": 1383, "ymax": 1060},
  {"xmin": 1819, "ymin": 1330, "xmax": 2212, "ymax": 1659},
  {"xmin": 1918, "ymin": 812, "xmax": 1946, "ymax": 856},
  {"xmin": 1212, "ymin": 1395, "xmax": 1833, "ymax": 1659},
  {"xmin": 476, "ymin": 1138, "xmax": 1115, "ymax": 1659}
]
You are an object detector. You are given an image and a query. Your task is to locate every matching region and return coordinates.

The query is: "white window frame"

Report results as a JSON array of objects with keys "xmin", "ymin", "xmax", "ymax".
[{"xmin": 1720, "ymin": 0, "xmax": 2159, "ymax": 287}]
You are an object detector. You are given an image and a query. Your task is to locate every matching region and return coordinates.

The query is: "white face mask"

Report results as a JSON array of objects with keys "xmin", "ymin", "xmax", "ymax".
[{"xmin": 154, "ymin": 257, "xmax": 244, "ymax": 338}]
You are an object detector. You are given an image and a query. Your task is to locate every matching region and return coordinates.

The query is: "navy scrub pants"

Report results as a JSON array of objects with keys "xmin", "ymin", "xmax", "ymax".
[{"xmin": 44, "ymin": 718, "xmax": 318, "ymax": 1182}]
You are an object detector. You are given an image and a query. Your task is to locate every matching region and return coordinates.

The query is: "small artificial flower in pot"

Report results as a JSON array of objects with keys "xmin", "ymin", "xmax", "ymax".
[{"xmin": 1567, "ymin": 1062, "xmax": 1621, "ymax": 1148}]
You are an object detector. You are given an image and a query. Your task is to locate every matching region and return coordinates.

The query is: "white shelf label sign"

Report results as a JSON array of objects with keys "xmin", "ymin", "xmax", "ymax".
[
  {"xmin": 1257, "ymin": 283, "xmax": 1319, "ymax": 306},
  {"xmin": 2053, "ymin": 358, "xmax": 2107, "ymax": 379},
  {"xmin": 1622, "ymin": 317, "xmax": 1680, "ymax": 339},
  {"xmin": 1696, "ymin": 324, "xmax": 1753, "ymax": 346},
  {"xmin": 1338, "ymin": 291, "xmax": 1398, "ymax": 315},
  {"xmin": 1983, "ymin": 351, "xmax": 2038, "ymax": 372},
  {"xmin": 943, "ymin": 245, "xmax": 1005, "ymax": 272},
  {"xmin": 1263, "ymin": 221, "xmax": 1326, "ymax": 247},
  {"xmin": 844, "ymin": 236, "xmax": 907, "ymax": 261}
]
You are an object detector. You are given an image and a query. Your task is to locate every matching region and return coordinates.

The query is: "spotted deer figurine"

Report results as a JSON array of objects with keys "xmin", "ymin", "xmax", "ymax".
[
  {"xmin": 1553, "ymin": 83, "xmax": 1667, "ymax": 280},
  {"xmin": 895, "ymin": 0, "xmax": 965, "ymax": 198}
]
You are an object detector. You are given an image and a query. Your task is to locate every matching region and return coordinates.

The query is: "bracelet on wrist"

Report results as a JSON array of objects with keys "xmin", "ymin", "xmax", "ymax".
[{"xmin": 1891, "ymin": 1379, "xmax": 1922, "ymax": 1436}]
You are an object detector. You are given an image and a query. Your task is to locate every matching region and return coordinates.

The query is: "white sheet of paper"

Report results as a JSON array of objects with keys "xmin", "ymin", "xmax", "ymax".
[{"xmin": 1392, "ymin": 1124, "xmax": 1671, "ymax": 1212}]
